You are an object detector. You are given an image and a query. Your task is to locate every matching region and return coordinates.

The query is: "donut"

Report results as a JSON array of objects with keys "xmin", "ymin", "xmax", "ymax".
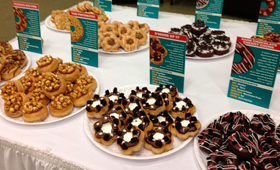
[
  {"xmin": 104, "ymin": 88, "xmax": 126, "ymax": 109},
  {"xmin": 155, "ymin": 85, "xmax": 179, "ymax": 101},
  {"xmin": 171, "ymin": 97, "xmax": 196, "ymax": 118},
  {"xmin": 86, "ymin": 94, "xmax": 109, "ymax": 119},
  {"xmin": 197, "ymin": 41, "xmax": 214, "ymax": 57},
  {"xmin": 25, "ymin": 67, "xmax": 41, "ymax": 81},
  {"xmin": 128, "ymin": 20, "xmax": 139, "ymax": 30},
  {"xmin": 4, "ymin": 92, "xmax": 28, "ymax": 118},
  {"xmin": 83, "ymin": 2, "xmax": 93, "ymax": 11},
  {"xmin": 138, "ymin": 23, "xmax": 150, "ymax": 34},
  {"xmin": 250, "ymin": 114, "xmax": 275, "ymax": 135},
  {"xmin": 168, "ymin": 28, "xmax": 181, "ymax": 35},
  {"xmin": 158, "ymin": 92, "xmax": 173, "ymax": 111},
  {"xmin": 98, "ymin": 15, "xmax": 108, "ymax": 23},
  {"xmin": 49, "ymin": 94, "xmax": 74, "ymax": 117},
  {"xmin": 112, "ymin": 21, "xmax": 123, "ymax": 29},
  {"xmin": 18, "ymin": 75, "xmax": 36, "ymax": 94},
  {"xmin": 57, "ymin": 62, "xmax": 81, "ymax": 82},
  {"xmin": 141, "ymin": 92, "xmax": 165, "ymax": 116},
  {"xmin": 169, "ymin": 116, "xmax": 201, "ymax": 140},
  {"xmin": 0, "ymin": 62, "xmax": 21, "ymax": 80},
  {"xmin": 228, "ymin": 130, "xmax": 259, "ymax": 159},
  {"xmin": 101, "ymin": 36, "xmax": 120, "ymax": 52},
  {"xmin": 126, "ymin": 109, "xmax": 153, "ymax": 134},
  {"xmin": 77, "ymin": 4, "xmax": 87, "ymax": 12},
  {"xmin": 198, "ymin": 128, "xmax": 223, "ymax": 153},
  {"xmin": 13, "ymin": 7, "xmax": 28, "ymax": 32},
  {"xmin": 186, "ymin": 41, "xmax": 197, "ymax": 57},
  {"xmin": 4, "ymin": 49, "xmax": 27, "ymax": 68},
  {"xmin": 150, "ymin": 45, "xmax": 168, "ymax": 65},
  {"xmin": 0, "ymin": 41, "xmax": 13, "ymax": 54},
  {"xmin": 75, "ymin": 75, "xmax": 97, "ymax": 92},
  {"xmin": 36, "ymin": 55, "xmax": 59, "ymax": 73},
  {"xmin": 150, "ymin": 36, "xmax": 161, "ymax": 50},
  {"xmin": 1, "ymin": 80, "xmax": 24, "ymax": 98},
  {"xmin": 259, "ymin": 132, "xmax": 280, "ymax": 152},
  {"xmin": 69, "ymin": 15, "xmax": 84, "ymax": 42},
  {"xmin": 27, "ymin": 88, "xmax": 49, "ymax": 106},
  {"xmin": 116, "ymin": 125, "xmax": 144, "ymax": 155},
  {"xmin": 211, "ymin": 30, "xmax": 225, "ymax": 38},
  {"xmin": 22, "ymin": 101, "xmax": 48, "ymax": 122},
  {"xmin": 149, "ymin": 111, "xmax": 173, "ymax": 128},
  {"xmin": 207, "ymin": 150, "xmax": 238, "ymax": 170},
  {"xmin": 93, "ymin": 115, "xmax": 120, "ymax": 146},
  {"xmin": 117, "ymin": 24, "xmax": 132, "ymax": 37},
  {"xmin": 259, "ymin": 0, "xmax": 276, "ymax": 17},
  {"xmin": 218, "ymin": 111, "xmax": 250, "ymax": 135},
  {"xmin": 144, "ymin": 127, "xmax": 173, "ymax": 154},
  {"xmin": 69, "ymin": 85, "xmax": 94, "ymax": 107},
  {"xmin": 212, "ymin": 41, "xmax": 230, "ymax": 55},
  {"xmin": 199, "ymin": 33, "xmax": 214, "ymax": 44},
  {"xmin": 101, "ymin": 23, "xmax": 119, "ymax": 36},
  {"xmin": 131, "ymin": 30, "xmax": 147, "ymax": 46},
  {"xmin": 129, "ymin": 86, "xmax": 151, "ymax": 99},
  {"xmin": 64, "ymin": 81, "xmax": 75, "ymax": 96},
  {"xmin": 123, "ymin": 95, "xmax": 142, "ymax": 115},
  {"xmin": 191, "ymin": 20, "xmax": 207, "ymax": 35},
  {"xmin": 232, "ymin": 42, "xmax": 255, "ymax": 74},
  {"xmin": 263, "ymin": 31, "xmax": 280, "ymax": 43},
  {"xmin": 214, "ymin": 35, "xmax": 231, "ymax": 47},
  {"xmin": 54, "ymin": 13, "xmax": 70, "ymax": 31},
  {"xmin": 119, "ymin": 35, "xmax": 139, "ymax": 51},
  {"xmin": 106, "ymin": 106, "xmax": 128, "ymax": 129},
  {"xmin": 259, "ymin": 148, "xmax": 280, "ymax": 170}
]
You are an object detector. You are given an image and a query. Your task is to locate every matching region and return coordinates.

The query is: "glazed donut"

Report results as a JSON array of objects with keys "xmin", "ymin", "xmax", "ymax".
[
  {"xmin": 75, "ymin": 75, "xmax": 97, "ymax": 92},
  {"xmin": 126, "ymin": 109, "xmax": 153, "ymax": 134},
  {"xmin": 218, "ymin": 111, "xmax": 250, "ymax": 135},
  {"xmin": 117, "ymin": 24, "xmax": 132, "ymax": 37},
  {"xmin": 129, "ymin": 86, "xmax": 151, "ymax": 99},
  {"xmin": 0, "ymin": 62, "xmax": 21, "ymax": 80},
  {"xmin": 77, "ymin": 4, "xmax": 87, "ymax": 12},
  {"xmin": 169, "ymin": 116, "xmax": 201, "ymax": 140},
  {"xmin": 197, "ymin": 41, "xmax": 214, "ymax": 57},
  {"xmin": 138, "ymin": 23, "xmax": 150, "ymax": 34},
  {"xmin": 149, "ymin": 111, "xmax": 173, "ymax": 128},
  {"xmin": 98, "ymin": 22, "xmax": 106, "ymax": 32},
  {"xmin": 119, "ymin": 35, "xmax": 139, "ymax": 51},
  {"xmin": 117, "ymin": 125, "xmax": 144, "ymax": 155},
  {"xmin": 57, "ymin": 62, "xmax": 81, "ymax": 82},
  {"xmin": 128, "ymin": 20, "xmax": 139, "ymax": 30},
  {"xmin": 106, "ymin": 106, "xmax": 128, "ymax": 128},
  {"xmin": 49, "ymin": 94, "xmax": 74, "ymax": 117},
  {"xmin": 228, "ymin": 130, "xmax": 259, "ymax": 159},
  {"xmin": 104, "ymin": 88, "xmax": 127, "ymax": 109},
  {"xmin": 259, "ymin": 0, "xmax": 276, "ymax": 17},
  {"xmin": 98, "ymin": 31, "xmax": 104, "ymax": 48},
  {"xmin": 1, "ymin": 80, "xmax": 24, "ymax": 98},
  {"xmin": 0, "ymin": 41, "xmax": 13, "ymax": 54},
  {"xmin": 86, "ymin": 94, "xmax": 109, "ymax": 119},
  {"xmin": 131, "ymin": 30, "xmax": 147, "ymax": 46},
  {"xmin": 4, "ymin": 92, "xmax": 28, "ymax": 118},
  {"xmin": 13, "ymin": 7, "xmax": 28, "ymax": 32},
  {"xmin": 18, "ymin": 75, "xmax": 36, "ymax": 93},
  {"xmin": 0, "ymin": 46, "xmax": 5, "ymax": 55},
  {"xmin": 69, "ymin": 85, "xmax": 94, "ymax": 107},
  {"xmin": 250, "ymin": 114, "xmax": 275, "ymax": 135},
  {"xmin": 98, "ymin": 15, "xmax": 109, "ymax": 23},
  {"xmin": 68, "ymin": 15, "xmax": 84, "ymax": 42},
  {"xmin": 198, "ymin": 128, "xmax": 223, "ymax": 153},
  {"xmin": 186, "ymin": 41, "xmax": 197, "ymax": 57},
  {"xmin": 207, "ymin": 150, "xmax": 238, "ymax": 170},
  {"xmin": 93, "ymin": 115, "xmax": 119, "ymax": 146},
  {"xmin": 171, "ymin": 97, "xmax": 196, "ymax": 118},
  {"xmin": 101, "ymin": 36, "xmax": 120, "ymax": 52},
  {"xmin": 259, "ymin": 148, "xmax": 280, "ymax": 170},
  {"xmin": 144, "ymin": 127, "xmax": 173, "ymax": 154},
  {"xmin": 232, "ymin": 42, "xmax": 255, "ymax": 74},
  {"xmin": 141, "ymin": 92, "xmax": 165, "ymax": 116},
  {"xmin": 36, "ymin": 55, "xmax": 59, "ymax": 73},
  {"xmin": 4, "ymin": 49, "xmax": 27, "ymax": 68},
  {"xmin": 212, "ymin": 41, "xmax": 230, "ymax": 55},
  {"xmin": 22, "ymin": 100, "xmax": 48, "ymax": 122},
  {"xmin": 27, "ymin": 88, "xmax": 49, "ymax": 106}
]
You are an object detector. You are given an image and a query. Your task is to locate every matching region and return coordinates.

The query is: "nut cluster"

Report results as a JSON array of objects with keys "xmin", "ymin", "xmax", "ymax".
[
  {"xmin": 36, "ymin": 55, "xmax": 53, "ymax": 67},
  {"xmin": 4, "ymin": 93, "xmax": 22, "ymax": 113},
  {"xmin": 29, "ymin": 88, "xmax": 46, "ymax": 101},
  {"xmin": 70, "ymin": 85, "xmax": 88, "ymax": 99},
  {"xmin": 76, "ymin": 75, "xmax": 94, "ymax": 86},
  {"xmin": 18, "ymin": 76, "xmax": 32, "ymax": 91},
  {"xmin": 65, "ymin": 81, "xmax": 74, "ymax": 94},
  {"xmin": 22, "ymin": 101, "xmax": 43, "ymax": 113},
  {"xmin": 26, "ymin": 68, "xmax": 41, "ymax": 78},
  {"xmin": 50, "ymin": 94, "xmax": 72, "ymax": 110},
  {"xmin": 1, "ymin": 81, "xmax": 17, "ymax": 98},
  {"xmin": 58, "ymin": 63, "xmax": 77, "ymax": 74},
  {"xmin": 40, "ymin": 73, "xmax": 61, "ymax": 92}
]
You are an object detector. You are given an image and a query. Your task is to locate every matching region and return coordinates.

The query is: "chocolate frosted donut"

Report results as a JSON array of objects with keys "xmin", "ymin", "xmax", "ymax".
[
  {"xmin": 106, "ymin": 106, "xmax": 128, "ymax": 129},
  {"xmin": 104, "ymin": 87, "xmax": 126, "ymax": 109},
  {"xmin": 141, "ymin": 92, "xmax": 165, "ymax": 116},
  {"xmin": 126, "ymin": 109, "xmax": 153, "ymax": 133},
  {"xmin": 259, "ymin": 148, "xmax": 280, "ymax": 170},
  {"xmin": 171, "ymin": 97, "xmax": 196, "ymax": 118},
  {"xmin": 155, "ymin": 84, "xmax": 179, "ymax": 101},
  {"xmin": 211, "ymin": 30, "xmax": 225, "ymax": 38},
  {"xmin": 149, "ymin": 111, "xmax": 173, "ymax": 128},
  {"xmin": 232, "ymin": 42, "xmax": 255, "ymax": 74},
  {"xmin": 198, "ymin": 128, "xmax": 223, "ymax": 153},
  {"xmin": 123, "ymin": 95, "xmax": 142, "ymax": 115},
  {"xmin": 186, "ymin": 41, "xmax": 197, "ymax": 57},
  {"xmin": 197, "ymin": 41, "xmax": 214, "ymax": 57},
  {"xmin": 212, "ymin": 41, "xmax": 230, "ymax": 55},
  {"xmin": 250, "ymin": 114, "xmax": 275, "ymax": 135},
  {"xmin": 214, "ymin": 35, "xmax": 231, "ymax": 47},
  {"xmin": 191, "ymin": 20, "xmax": 207, "ymax": 35},
  {"xmin": 168, "ymin": 27, "xmax": 181, "ymax": 34},
  {"xmin": 259, "ymin": 0, "xmax": 276, "ymax": 17},
  {"xmin": 199, "ymin": 33, "xmax": 214, "ymax": 44},
  {"xmin": 86, "ymin": 94, "xmax": 109, "ymax": 118},
  {"xmin": 129, "ymin": 86, "xmax": 151, "ymax": 99},
  {"xmin": 207, "ymin": 150, "xmax": 238, "ymax": 170},
  {"xmin": 259, "ymin": 132, "xmax": 280, "ymax": 152}
]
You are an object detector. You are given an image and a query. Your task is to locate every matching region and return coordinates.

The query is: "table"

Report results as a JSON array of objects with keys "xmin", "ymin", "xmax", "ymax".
[{"xmin": 1, "ymin": 5, "xmax": 279, "ymax": 170}]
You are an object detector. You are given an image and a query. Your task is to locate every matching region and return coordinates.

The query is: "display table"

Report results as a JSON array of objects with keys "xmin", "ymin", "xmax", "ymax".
[{"xmin": 1, "ymin": 5, "xmax": 279, "ymax": 170}]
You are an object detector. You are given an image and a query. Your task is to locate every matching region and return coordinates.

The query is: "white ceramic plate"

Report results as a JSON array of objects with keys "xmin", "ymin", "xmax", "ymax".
[
  {"xmin": 0, "ymin": 73, "xmax": 100, "ymax": 125},
  {"xmin": 98, "ymin": 41, "xmax": 149, "ymax": 54},
  {"xmin": 84, "ymin": 85, "xmax": 199, "ymax": 160},
  {"xmin": 193, "ymin": 110, "xmax": 280, "ymax": 170},
  {"xmin": 0, "ymin": 54, "xmax": 31, "ymax": 87}
]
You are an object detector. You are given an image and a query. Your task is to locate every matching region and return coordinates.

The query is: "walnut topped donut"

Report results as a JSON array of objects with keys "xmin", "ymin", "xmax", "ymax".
[
  {"xmin": 4, "ymin": 92, "xmax": 28, "ymax": 118},
  {"xmin": 49, "ymin": 94, "xmax": 74, "ymax": 117},
  {"xmin": 39, "ymin": 72, "xmax": 66, "ymax": 98},
  {"xmin": 69, "ymin": 84, "xmax": 94, "ymax": 107},
  {"xmin": 1, "ymin": 80, "xmax": 24, "ymax": 98},
  {"xmin": 75, "ymin": 75, "xmax": 97, "ymax": 92},
  {"xmin": 22, "ymin": 100, "xmax": 48, "ymax": 122},
  {"xmin": 36, "ymin": 55, "xmax": 59, "ymax": 73},
  {"xmin": 57, "ymin": 62, "xmax": 81, "ymax": 82}
]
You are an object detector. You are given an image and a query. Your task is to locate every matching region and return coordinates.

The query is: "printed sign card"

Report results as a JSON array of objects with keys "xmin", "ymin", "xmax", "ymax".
[
  {"xmin": 13, "ymin": 1, "xmax": 42, "ymax": 54},
  {"xmin": 256, "ymin": 0, "xmax": 280, "ymax": 35},
  {"xmin": 93, "ymin": 0, "xmax": 112, "ymax": 12},
  {"xmin": 150, "ymin": 30, "xmax": 187, "ymax": 93},
  {"xmin": 228, "ymin": 37, "xmax": 280, "ymax": 108},
  {"xmin": 69, "ymin": 11, "xmax": 98, "ymax": 67},
  {"xmin": 195, "ymin": 0, "xmax": 224, "ymax": 29},
  {"xmin": 137, "ymin": 0, "xmax": 159, "ymax": 19}
]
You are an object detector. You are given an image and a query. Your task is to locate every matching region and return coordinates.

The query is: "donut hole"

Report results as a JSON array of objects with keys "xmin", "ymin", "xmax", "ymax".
[
  {"xmin": 261, "ymin": 2, "xmax": 268, "ymax": 9},
  {"xmin": 15, "ymin": 15, "xmax": 20, "ymax": 23},
  {"xmin": 233, "ymin": 54, "xmax": 243, "ymax": 63}
]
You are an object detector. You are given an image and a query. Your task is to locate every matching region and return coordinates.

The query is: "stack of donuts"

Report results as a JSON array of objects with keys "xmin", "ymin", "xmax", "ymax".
[
  {"xmin": 168, "ymin": 20, "xmax": 231, "ymax": 57},
  {"xmin": 98, "ymin": 20, "xmax": 150, "ymax": 52},
  {"xmin": 197, "ymin": 111, "xmax": 280, "ymax": 170},
  {"xmin": 1, "ymin": 55, "xmax": 97, "ymax": 123},
  {"xmin": 86, "ymin": 85, "xmax": 201, "ymax": 155},
  {"xmin": 0, "ymin": 41, "xmax": 27, "ymax": 82}
]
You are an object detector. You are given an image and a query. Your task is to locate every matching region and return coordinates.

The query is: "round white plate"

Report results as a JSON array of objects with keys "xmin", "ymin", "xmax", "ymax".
[
  {"xmin": 98, "ymin": 42, "xmax": 149, "ymax": 54},
  {"xmin": 0, "ymin": 54, "xmax": 31, "ymax": 87},
  {"xmin": 84, "ymin": 85, "xmax": 199, "ymax": 160},
  {"xmin": 0, "ymin": 73, "xmax": 100, "ymax": 125},
  {"xmin": 193, "ymin": 110, "xmax": 280, "ymax": 170}
]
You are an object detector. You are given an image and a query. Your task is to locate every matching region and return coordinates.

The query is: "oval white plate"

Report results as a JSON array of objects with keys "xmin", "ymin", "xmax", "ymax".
[
  {"xmin": 84, "ymin": 84, "xmax": 199, "ymax": 160},
  {"xmin": 0, "ymin": 54, "xmax": 31, "ymax": 87},
  {"xmin": 0, "ymin": 73, "xmax": 100, "ymax": 125},
  {"xmin": 193, "ymin": 110, "xmax": 280, "ymax": 170}
]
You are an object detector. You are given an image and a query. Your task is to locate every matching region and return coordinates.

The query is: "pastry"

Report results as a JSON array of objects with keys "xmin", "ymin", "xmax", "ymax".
[
  {"xmin": 141, "ymin": 92, "xmax": 165, "ymax": 116},
  {"xmin": 0, "ymin": 41, "xmax": 13, "ymax": 54},
  {"xmin": 138, "ymin": 23, "xmax": 150, "ymax": 34},
  {"xmin": 250, "ymin": 114, "xmax": 275, "ymax": 135},
  {"xmin": 22, "ymin": 100, "xmax": 48, "ymax": 122},
  {"xmin": 0, "ymin": 62, "xmax": 21, "ymax": 80},
  {"xmin": 123, "ymin": 95, "xmax": 142, "ymax": 115},
  {"xmin": 13, "ymin": 7, "xmax": 28, "ymax": 32},
  {"xmin": 154, "ymin": 85, "xmax": 179, "ymax": 101},
  {"xmin": 191, "ymin": 20, "xmax": 207, "ymax": 35},
  {"xmin": 117, "ymin": 24, "xmax": 132, "ymax": 37},
  {"xmin": 171, "ymin": 97, "xmax": 196, "ymax": 118},
  {"xmin": 25, "ymin": 67, "xmax": 41, "ymax": 81},
  {"xmin": 49, "ymin": 94, "xmax": 74, "ymax": 117},
  {"xmin": 101, "ymin": 23, "xmax": 118, "ymax": 36},
  {"xmin": 119, "ymin": 34, "xmax": 139, "ymax": 51},
  {"xmin": 149, "ymin": 111, "xmax": 173, "ymax": 128},
  {"xmin": 198, "ymin": 128, "xmax": 223, "ymax": 153},
  {"xmin": 18, "ymin": 75, "xmax": 36, "ymax": 94},
  {"xmin": 197, "ymin": 41, "xmax": 214, "ymax": 57},
  {"xmin": 150, "ymin": 45, "xmax": 168, "ymax": 65},
  {"xmin": 101, "ymin": 36, "xmax": 120, "ymax": 52},
  {"xmin": 57, "ymin": 62, "xmax": 81, "ymax": 82},
  {"xmin": 259, "ymin": 0, "xmax": 276, "ymax": 17},
  {"xmin": 259, "ymin": 148, "xmax": 280, "ymax": 170},
  {"xmin": 0, "ymin": 80, "xmax": 24, "ymax": 98},
  {"xmin": 36, "ymin": 55, "xmax": 59, "ymax": 73},
  {"xmin": 40, "ymin": 72, "xmax": 67, "ymax": 98},
  {"xmin": 65, "ymin": 81, "xmax": 75, "ymax": 95},
  {"xmin": 131, "ymin": 30, "xmax": 147, "ymax": 46},
  {"xmin": 186, "ymin": 41, "xmax": 197, "ymax": 57},
  {"xmin": 211, "ymin": 30, "xmax": 225, "ymax": 38},
  {"xmin": 27, "ymin": 88, "xmax": 49, "ymax": 105},
  {"xmin": 128, "ymin": 20, "xmax": 139, "ymax": 30},
  {"xmin": 106, "ymin": 106, "xmax": 128, "ymax": 128},
  {"xmin": 104, "ymin": 88, "xmax": 126, "ymax": 109},
  {"xmin": 207, "ymin": 150, "xmax": 238, "ymax": 170},
  {"xmin": 129, "ymin": 86, "xmax": 151, "ymax": 99},
  {"xmin": 86, "ymin": 94, "xmax": 109, "ymax": 118},
  {"xmin": 212, "ymin": 41, "xmax": 230, "ymax": 55},
  {"xmin": 126, "ymin": 109, "xmax": 153, "ymax": 134},
  {"xmin": 69, "ymin": 15, "xmax": 84, "ymax": 42},
  {"xmin": 75, "ymin": 75, "xmax": 97, "ymax": 92},
  {"xmin": 4, "ymin": 92, "xmax": 28, "ymax": 118},
  {"xmin": 69, "ymin": 85, "xmax": 94, "ymax": 107}
]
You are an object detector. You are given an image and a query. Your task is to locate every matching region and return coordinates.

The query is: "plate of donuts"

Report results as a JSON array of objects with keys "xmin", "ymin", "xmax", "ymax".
[
  {"xmin": 193, "ymin": 110, "xmax": 280, "ymax": 170},
  {"xmin": 84, "ymin": 84, "xmax": 200, "ymax": 160},
  {"xmin": 0, "ymin": 54, "xmax": 31, "ymax": 87}
]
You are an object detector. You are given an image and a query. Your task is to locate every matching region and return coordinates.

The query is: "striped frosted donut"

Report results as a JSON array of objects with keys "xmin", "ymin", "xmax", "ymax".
[{"xmin": 259, "ymin": 0, "xmax": 276, "ymax": 17}]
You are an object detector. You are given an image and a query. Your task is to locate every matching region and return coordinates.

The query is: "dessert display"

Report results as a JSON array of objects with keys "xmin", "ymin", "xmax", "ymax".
[
  {"xmin": 168, "ymin": 20, "xmax": 232, "ymax": 58},
  {"xmin": 259, "ymin": 0, "xmax": 276, "ymax": 17},
  {"xmin": 0, "ymin": 55, "xmax": 98, "ymax": 123},
  {"xmin": 86, "ymin": 85, "xmax": 200, "ymax": 156},
  {"xmin": 196, "ymin": 111, "xmax": 280, "ymax": 169},
  {"xmin": 150, "ymin": 37, "xmax": 168, "ymax": 65}
]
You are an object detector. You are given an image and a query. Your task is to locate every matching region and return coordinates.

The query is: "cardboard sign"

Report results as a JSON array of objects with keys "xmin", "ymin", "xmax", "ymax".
[
  {"xmin": 195, "ymin": 0, "xmax": 224, "ymax": 29},
  {"xmin": 13, "ymin": 1, "xmax": 42, "ymax": 54},
  {"xmin": 256, "ymin": 0, "xmax": 280, "ymax": 35},
  {"xmin": 228, "ymin": 37, "xmax": 280, "ymax": 108},
  {"xmin": 69, "ymin": 11, "xmax": 98, "ymax": 67},
  {"xmin": 137, "ymin": 0, "xmax": 159, "ymax": 19},
  {"xmin": 93, "ymin": 0, "xmax": 112, "ymax": 12},
  {"xmin": 150, "ymin": 30, "xmax": 187, "ymax": 93}
]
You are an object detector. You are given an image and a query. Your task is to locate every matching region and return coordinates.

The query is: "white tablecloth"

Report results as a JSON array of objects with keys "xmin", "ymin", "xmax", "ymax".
[{"xmin": 1, "ymin": 5, "xmax": 279, "ymax": 170}]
